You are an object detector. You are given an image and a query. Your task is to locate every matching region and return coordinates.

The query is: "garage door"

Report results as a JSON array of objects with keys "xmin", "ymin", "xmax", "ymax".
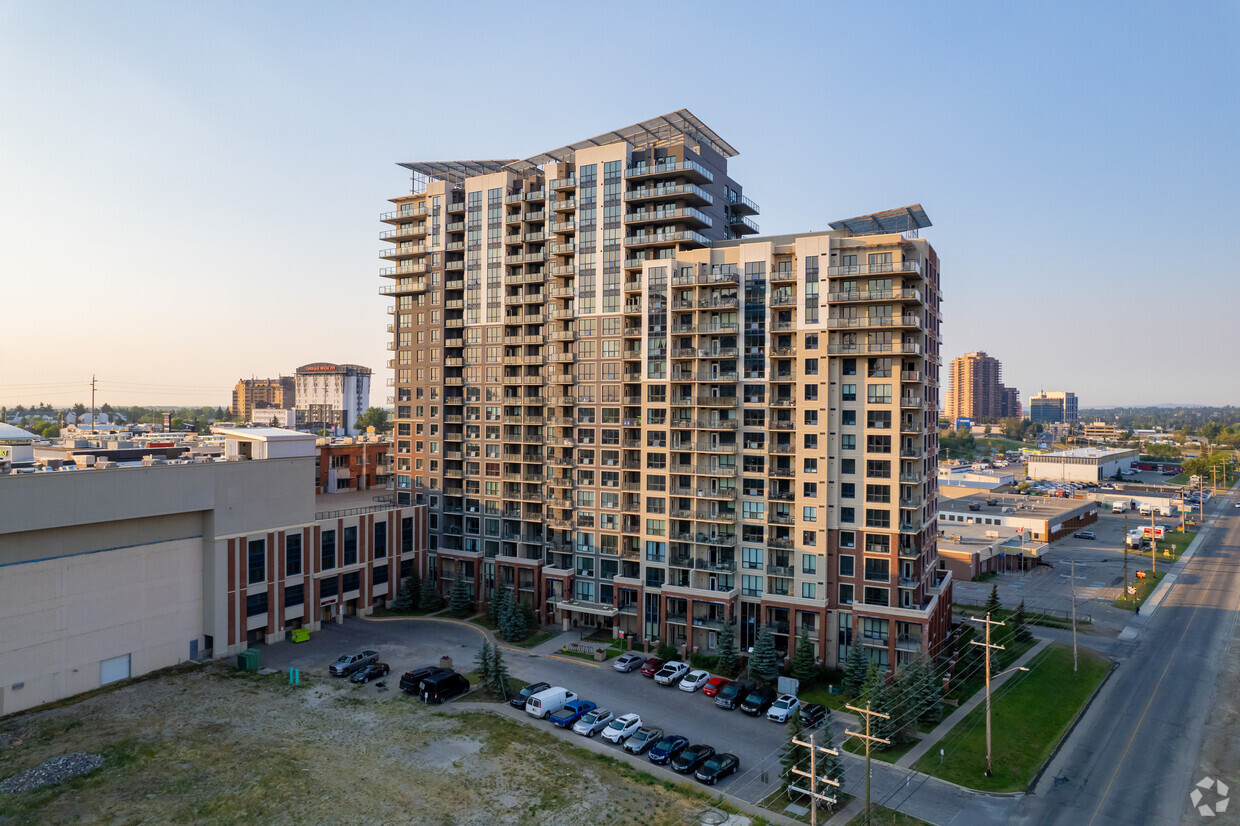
[{"xmin": 100, "ymin": 654, "xmax": 131, "ymax": 685}]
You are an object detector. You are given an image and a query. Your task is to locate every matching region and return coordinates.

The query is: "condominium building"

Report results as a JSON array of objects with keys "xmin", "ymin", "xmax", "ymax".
[
  {"xmin": 943, "ymin": 351, "xmax": 1019, "ymax": 421},
  {"xmin": 294, "ymin": 362, "xmax": 373, "ymax": 436},
  {"xmin": 232, "ymin": 375, "xmax": 296, "ymax": 421},
  {"xmin": 1028, "ymin": 390, "xmax": 1078, "ymax": 424},
  {"xmin": 379, "ymin": 111, "xmax": 950, "ymax": 668}
]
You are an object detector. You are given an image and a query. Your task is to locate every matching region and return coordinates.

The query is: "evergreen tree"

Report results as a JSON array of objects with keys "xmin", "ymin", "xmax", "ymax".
[
  {"xmin": 860, "ymin": 660, "xmax": 881, "ymax": 703},
  {"xmin": 871, "ymin": 672, "xmax": 901, "ymax": 746},
  {"xmin": 984, "ymin": 583, "xmax": 1002, "ymax": 618},
  {"xmin": 449, "ymin": 575, "xmax": 473, "ymax": 617},
  {"xmin": 499, "ymin": 593, "xmax": 527, "ymax": 642},
  {"xmin": 955, "ymin": 624, "xmax": 980, "ymax": 675},
  {"xmin": 819, "ymin": 714, "xmax": 844, "ymax": 787},
  {"xmin": 393, "ymin": 575, "xmax": 417, "ymax": 613},
  {"xmin": 1010, "ymin": 599, "xmax": 1033, "ymax": 642},
  {"xmin": 520, "ymin": 599, "xmax": 538, "ymax": 635},
  {"xmin": 791, "ymin": 630, "xmax": 817, "ymax": 685},
  {"xmin": 474, "ymin": 640, "xmax": 494, "ymax": 687},
  {"xmin": 716, "ymin": 619, "xmax": 738, "ymax": 677},
  {"xmin": 419, "ymin": 574, "xmax": 443, "ymax": 612},
  {"xmin": 917, "ymin": 657, "xmax": 943, "ymax": 726},
  {"xmin": 490, "ymin": 579, "xmax": 510, "ymax": 626},
  {"xmin": 842, "ymin": 638, "xmax": 868, "ymax": 696},
  {"xmin": 408, "ymin": 567, "xmax": 422, "ymax": 611},
  {"xmin": 490, "ymin": 644, "xmax": 512, "ymax": 700},
  {"xmin": 749, "ymin": 625, "xmax": 779, "ymax": 686}
]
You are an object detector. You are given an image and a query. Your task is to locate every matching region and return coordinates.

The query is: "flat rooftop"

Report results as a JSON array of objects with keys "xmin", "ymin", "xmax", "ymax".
[
  {"xmin": 1031, "ymin": 447, "xmax": 1137, "ymax": 460},
  {"xmin": 941, "ymin": 492, "xmax": 1094, "ymax": 517}
]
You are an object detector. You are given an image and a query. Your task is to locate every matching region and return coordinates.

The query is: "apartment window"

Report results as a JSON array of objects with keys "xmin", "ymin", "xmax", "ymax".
[
  {"xmin": 246, "ymin": 593, "xmax": 268, "ymax": 617},
  {"xmin": 645, "ymin": 519, "xmax": 666, "ymax": 536},
  {"xmin": 842, "ymin": 409, "xmax": 856, "ymax": 426},
  {"xmin": 865, "ymin": 509, "xmax": 891, "ymax": 529},
  {"xmin": 742, "ymin": 501, "xmax": 765, "ymax": 520},
  {"xmin": 286, "ymin": 534, "xmax": 302, "ymax": 576},
  {"xmin": 840, "ymin": 530, "xmax": 856, "ymax": 548},
  {"xmin": 838, "ymin": 583, "xmax": 854, "ymax": 605},
  {"xmin": 803, "ymin": 458, "xmax": 817, "ymax": 473},
  {"xmin": 841, "ymin": 459, "xmax": 856, "ymax": 475},
  {"xmin": 802, "ymin": 530, "xmax": 817, "ymax": 546},
  {"xmin": 321, "ymin": 530, "xmax": 336, "ymax": 569},
  {"xmin": 645, "ymin": 541, "xmax": 666, "ymax": 562},
  {"xmin": 742, "ymin": 575, "xmax": 763, "ymax": 597},
  {"xmin": 841, "ymin": 434, "xmax": 856, "ymax": 451},
  {"xmin": 805, "ymin": 333, "xmax": 818, "ymax": 350},
  {"xmin": 343, "ymin": 526, "xmax": 358, "ymax": 565},
  {"xmin": 402, "ymin": 517, "xmax": 414, "ymax": 553},
  {"xmin": 801, "ymin": 583, "xmax": 816, "ymax": 600},
  {"xmin": 285, "ymin": 583, "xmax": 305, "ymax": 607},
  {"xmin": 867, "ymin": 460, "xmax": 891, "ymax": 478},
  {"xmin": 803, "ymin": 481, "xmax": 818, "ymax": 498},
  {"xmin": 343, "ymin": 570, "xmax": 360, "ymax": 594},
  {"xmin": 804, "ymin": 384, "xmax": 818, "ymax": 401},
  {"xmin": 840, "ymin": 507, "xmax": 855, "ymax": 524},
  {"xmin": 805, "ymin": 358, "xmax": 818, "ymax": 375},
  {"xmin": 866, "ymin": 484, "xmax": 891, "ymax": 504},
  {"xmin": 839, "ymin": 554, "xmax": 855, "ymax": 577},
  {"xmin": 320, "ymin": 576, "xmax": 338, "ymax": 600},
  {"xmin": 862, "ymin": 616, "xmax": 889, "ymax": 642},
  {"xmin": 864, "ymin": 558, "xmax": 891, "ymax": 583},
  {"xmin": 867, "ymin": 384, "xmax": 892, "ymax": 405},
  {"xmin": 645, "ymin": 567, "xmax": 666, "ymax": 588},
  {"xmin": 742, "ymin": 546, "xmax": 763, "ymax": 570},
  {"xmin": 374, "ymin": 523, "xmax": 387, "ymax": 558},
  {"xmin": 373, "ymin": 565, "xmax": 389, "ymax": 585},
  {"xmin": 842, "ymin": 384, "xmax": 856, "ymax": 402},
  {"xmin": 242, "ymin": 538, "xmax": 266, "ymax": 585},
  {"xmin": 802, "ymin": 506, "xmax": 817, "ymax": 522},
  {"xmin": 802, "ymin": 554, "xmax": 817, "ymax": 574},
  {"xmin": 841, "ymin": 482, "xmax": 856, "ymax": 499}
]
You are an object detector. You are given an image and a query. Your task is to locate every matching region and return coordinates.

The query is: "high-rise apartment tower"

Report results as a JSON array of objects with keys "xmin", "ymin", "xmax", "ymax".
[
  {"xmin": 379, "ymin": 111, "xmax": 951, "ymax": 667},
  {"xmin": 943, "ymin": 351, "xmax": 1019, "ymax": 421}
]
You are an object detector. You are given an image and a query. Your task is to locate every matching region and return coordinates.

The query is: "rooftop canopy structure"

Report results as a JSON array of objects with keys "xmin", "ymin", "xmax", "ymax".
[{"xmin": 829, "ymin": 204, "xmax": 931, "ymax": 236}]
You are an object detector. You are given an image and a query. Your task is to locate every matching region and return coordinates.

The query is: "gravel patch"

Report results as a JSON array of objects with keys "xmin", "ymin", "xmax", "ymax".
[{"xmin": 1, "ymin": 752, "xmax": 104, "ymax": 794}]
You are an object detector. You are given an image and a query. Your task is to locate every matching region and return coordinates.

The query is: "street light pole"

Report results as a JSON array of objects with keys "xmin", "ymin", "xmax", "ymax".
[{"xmin": 970, "ymin": 612, "xmax": 1006, "ymax": 776}]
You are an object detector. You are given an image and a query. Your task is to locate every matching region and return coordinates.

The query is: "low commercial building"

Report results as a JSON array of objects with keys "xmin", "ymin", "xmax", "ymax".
[
  {"xmin": 937, "ymin": 465, "xmax": 1017, "ymax": 498},
  {"xmin": 0, "ymin": 428, "xmax": 426, "ymax": 717},
  {"xmin": 939, "ymin": 492, "xmax": 1099, "ymax": 543},
  {"xmin": 1026, "ymin": 447, "xmax": 1138, "ymax": 482},
  {"xmin": 938, "ymin": 525, "xmax": 1049, "ymax": 581},
  {"xmin": 1083, "ymin": 421, "xmax": 1122, "ymax": 442}
]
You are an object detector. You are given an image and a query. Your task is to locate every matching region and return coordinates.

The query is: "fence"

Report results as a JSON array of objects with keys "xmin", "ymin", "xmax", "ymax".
[{"xmin": 953, "ymin": 595, "xmax": 1090, "ymax": 624}]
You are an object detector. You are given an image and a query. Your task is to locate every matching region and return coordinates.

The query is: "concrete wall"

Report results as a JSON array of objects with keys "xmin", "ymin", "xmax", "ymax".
[{"xmin": 0, "ymin": 537, "xmax": 202, "ymax": 716}]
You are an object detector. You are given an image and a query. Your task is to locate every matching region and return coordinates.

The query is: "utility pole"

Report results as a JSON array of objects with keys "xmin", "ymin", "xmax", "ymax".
[
  {"xmin": 845, "ymin": 702, "xmax": 891, "ymax": 818},
  {"xmin": 90, "ymin": 374, "xmax": 96, "ymax": 435},
  {"xmin": 1070, "ymin": 558, "xmax": 1078, "ymax": 673},
  {"xmin": 788, "ymin": 731, "xmax": 841, "ymax": 826},
  {"xmin": 1150, "ymin": 507, "xmax": 1157, "ymax": 575},
  {"xmin": 1123, "ymin": 513, "xmax": 1129, "ymax": 606},
  {"xmin": 969, "ymin": 612, "xmax": 1006, "ymax": 776}
]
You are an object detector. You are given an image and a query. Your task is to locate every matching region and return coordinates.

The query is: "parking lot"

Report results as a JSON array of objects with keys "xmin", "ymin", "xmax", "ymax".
[
  {"xmin": 262, "ymin": 617, "xmax": 797, "ymax": 800},
  {"xmin": 953, "ymin": 509, "xmax": 1187, "ymax": 635}
]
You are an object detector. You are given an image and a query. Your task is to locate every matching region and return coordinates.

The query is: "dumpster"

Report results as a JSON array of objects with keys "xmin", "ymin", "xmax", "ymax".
[
  {"xmin": 289, "ymin": 628, "xmax": 310, "ymax": 644},
  {"xmin": 236, "ymin": 648, "xmax": 261, "ymax": 671}
]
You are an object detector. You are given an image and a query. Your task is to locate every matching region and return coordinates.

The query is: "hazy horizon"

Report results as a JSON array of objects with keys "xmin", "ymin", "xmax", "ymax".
[{"xmin": 2, "ymin": 2, "xmax": 1237, "ymax": 408}]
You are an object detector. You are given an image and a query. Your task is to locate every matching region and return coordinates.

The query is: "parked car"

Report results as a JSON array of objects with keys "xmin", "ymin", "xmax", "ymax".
[
  {"xmin": 714, "ymin": 680, "xmax": 754, "ymax": 711},
  {"xmin": 654, "ymin": 661, "xmax": 691, "ymax": 686},
  {"xmin": 420, "ymin": 672, "xmax": 470, "ymax": 704},
  {"xmin": 702, "ymin": 677, "xmax": 730, "ymax": 697},
  {"xmin": 613, "ymin": 653, "xmax": 645, "ymax": 673},
  {"xmin": 640, "ymin": 658, "xmax": 666, "ymax": 678},
  {"xmin": 550, "ymin": 699, "xmax": 597, "ymax": 728},
  {"xmin": 573, "ymin": 707, "xmax": 614, "ymax": 737},
  {"xmin": 739, "ymin": 687, "xmax": 776, "ymax": 716},
  {"xmin": 400, "ymin": 665, "xmax": 451, "ymax": 695},
  {"xmin": 329, "ymin": 650, "xmax": 378, "ymax": 677},
  {"xmin": 624, "ymin": 726, "xmax": 664, "ymax": 755},
  {"xmin": 509, "ymin": 681, "xmax": 551, "ymax": 710},
  {"xmin": 678, "ymin": 669, "xmax": 711, "ymax": 692},
  {"xmin": 350, "ymin": 662, "xmax": 390, "ymax": 684},
  {"xmin": 671, "ymin": 744, "xmax": 716, "ymax": 774},
  {"xmin": 602, "ymin": 712, "xmax": 642, "ymax": 743},
  {"xmin": 647, "ymin": 734, "xmax": 690, "ymax": 765},
  {"xmin": 525, "ymin": 687, "xmax": 579, "ymax": 719},
  {"xmin": 799, "ymin": 703, "xmax": 828, "ymax": 729},
  {"xmin": 1074, "ymin": 531, "xmax": 1096, "ymax": 540},
  {"xmin": 766, "ymin": 694, "xmax": 800, "ymax": 723},
  {"xmin": 694, "ymin": 753, "xmax": 740, "ymax": 785}
]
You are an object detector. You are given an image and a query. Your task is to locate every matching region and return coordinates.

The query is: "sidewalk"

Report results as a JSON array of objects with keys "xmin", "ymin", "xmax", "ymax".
[{"xmin": 895, "ymin": 638, "xmax": 1050, "ymax": 769}]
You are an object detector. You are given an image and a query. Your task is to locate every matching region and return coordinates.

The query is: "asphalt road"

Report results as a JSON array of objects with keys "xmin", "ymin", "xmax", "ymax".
[
  {"xmin": 1010, "ymin": 488, "xmax": 1240, "ymax": 826},
  {"xmin": 260, "ymin": 616, "xmax": 796, "ymax": 800}
]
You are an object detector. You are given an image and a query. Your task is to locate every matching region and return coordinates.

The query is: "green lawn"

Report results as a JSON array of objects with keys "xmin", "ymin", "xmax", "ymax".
[
  {"xmin": 846, "ymin": 806, "xmax": 933, "ymax": 826},
  {"xmin": 798, "ymin": 684, "xmax": 851, "ymax": 711},
  {"xmin": 470, "ymin": 616, "xmax": 499, "ymax": 631},
  {"xmin": 509, "ymin": 629, "xmax": 558, "ymax": 648},
  {"xmin": 945, "ymin": 636, "xmax": 1036, "ymax": 704},
  {"xmin": 1112, "ymin": 568, "xmax": 1164, "ymax": 610},
  {"xmin": 913, "ymin": 643, "xmax": 1110, "ymax": 792}
]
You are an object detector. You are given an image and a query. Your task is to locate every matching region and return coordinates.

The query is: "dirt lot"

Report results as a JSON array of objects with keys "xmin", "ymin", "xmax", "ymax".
[{"xmin": 0, "ymin": 663, "xmax": 712, "ymax": 825}]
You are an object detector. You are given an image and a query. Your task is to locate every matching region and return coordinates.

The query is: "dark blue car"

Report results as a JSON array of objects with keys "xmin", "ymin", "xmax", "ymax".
[{"xmin": 648, "ymin": 733, "xmax": 689, "ymax": 765}]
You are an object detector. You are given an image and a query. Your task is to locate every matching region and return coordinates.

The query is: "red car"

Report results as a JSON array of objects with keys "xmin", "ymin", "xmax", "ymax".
[
  {"xmin": 702, "ymin": 677, "xmax": 731, "ymax": 697},
  {"xmin": 640, "ymin": 657, "xmax": 666, "ymax": 677}
]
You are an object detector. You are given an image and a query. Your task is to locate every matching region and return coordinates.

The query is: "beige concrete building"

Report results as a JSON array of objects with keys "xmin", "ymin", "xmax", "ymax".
[
  {"xmin": 0, "ymin": 428, "xmax": 426, "ymax": 716},
  {"xmin": 380, "ymin": 111, "xmax": 950, "ymax": 669},
  {"xmin": 943, "ymin": 351, "xmax": 1019, "ymax": 422},
  {"xmin": 232, "ymin": 376, "xmax": 295, "ymax": 421}
]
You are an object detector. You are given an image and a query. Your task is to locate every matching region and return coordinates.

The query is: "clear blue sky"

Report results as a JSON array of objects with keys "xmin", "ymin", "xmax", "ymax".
[{"xmin": 1, "ymin": 1, "xmax": 1236, "ymax": 409}]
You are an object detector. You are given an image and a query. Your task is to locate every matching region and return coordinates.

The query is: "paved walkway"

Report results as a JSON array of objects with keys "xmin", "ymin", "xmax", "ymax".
[{"xmin": 896, "ymin": 638, "xmax": 1050, "ymax": 769}]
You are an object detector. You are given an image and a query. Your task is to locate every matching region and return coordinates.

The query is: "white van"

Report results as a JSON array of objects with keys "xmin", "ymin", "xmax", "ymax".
[
  {"xmin": 525, "ymin": 686, "xmax": 578, "ymax": 719},
  {"xmin": 1138, "ymin": 503, "xmax": 1153, "ymax": 516},
  {"xmin": 1112, "ymin": 501, "xmax": 1129, "ymax": 513}
]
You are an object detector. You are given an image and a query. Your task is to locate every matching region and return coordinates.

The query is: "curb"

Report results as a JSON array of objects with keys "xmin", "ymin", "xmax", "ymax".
[
  {"xmin": 360, "ymin": 614, "xmax": 602, "ymax": 668},
  {"xmin": 1026, "ymin": 655, "xmax": 1119, "ymax": 795}
]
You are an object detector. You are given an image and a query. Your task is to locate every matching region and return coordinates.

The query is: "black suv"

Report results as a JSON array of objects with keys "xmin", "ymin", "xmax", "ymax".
[
  {"xmin": 509, "ymin": 681, "xmax": 551, "ymax": 709},
  {"xmin": 399, "ymin": 665, "xmax": 452, "ymax": 695},
  {"xmin": 739, "ymin": 686, "xmax": 776, "ymax": 716},
  {"xmin": 713, "ymin": 680, "xmax": 754, "ymax": 711}
]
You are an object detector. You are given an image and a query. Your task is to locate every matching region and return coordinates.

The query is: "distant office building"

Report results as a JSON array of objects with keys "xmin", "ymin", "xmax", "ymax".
[
  {"xmin": 943, "ymin": 351, "xmax": 1019, "ymax": 421},
  {"xmin": 1028, "ymin": 391, "xmax": 1078, "ymax": 424},
  {"xmin": 295, "ymin": 363, "xmax": 373, "ymax": 436},
  {"xmin": 232, "ymin": 376, "xmax": 295, "ymax": 421},
  {"xmin": 1083, "ymin": 421, "xmax": 1121, "ymax": 441}
]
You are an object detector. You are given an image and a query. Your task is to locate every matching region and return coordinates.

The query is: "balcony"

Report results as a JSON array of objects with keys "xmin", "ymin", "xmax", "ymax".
[
  {"xmin": 827, "ymin": 260, "xmax": 922, "ymax": 277},
  {"xmin": 625, "ymin": 182, "xmax": 714, "ymax": 205},
  {"xmin": 827, "ymin": 288, "xmax": 922, "ymax": 304},
  {"xmin": 380, "ymin": 206, "xmax": 429, "ymax": 223},
  {"xmin": 624, "ymin": 229, "xmax": 711, "ymax": 248},
  {"xmin": 767, "ymin": 564, "xmax": 795, "ymax": 577},
  {"xmin": 625, "ymin": 207, "xmax": 713, "ymax": 228},
  {"xmin": 624, "ymin": 160, "xmax": 714, "ymax": 184}
]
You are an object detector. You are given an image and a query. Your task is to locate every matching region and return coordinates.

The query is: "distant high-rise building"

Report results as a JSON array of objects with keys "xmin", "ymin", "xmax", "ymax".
[
  {"xmin": 294, "ymin": 363, "xmax": 372, "ymax": 436},
  {"xmin": 379, "ymin": 110, "xmax": 952, "ymax": 668},
  {"xmin": 1028, "ymin": 391, "xmax": 1078, "ymax": 424},
  {"xmin": 943, "ymin": 351, "xmax": 1019, "ymax": 421},
  {"xmin": 232, "ymin": 376, "xmax": 295, "ymax": 421}
]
